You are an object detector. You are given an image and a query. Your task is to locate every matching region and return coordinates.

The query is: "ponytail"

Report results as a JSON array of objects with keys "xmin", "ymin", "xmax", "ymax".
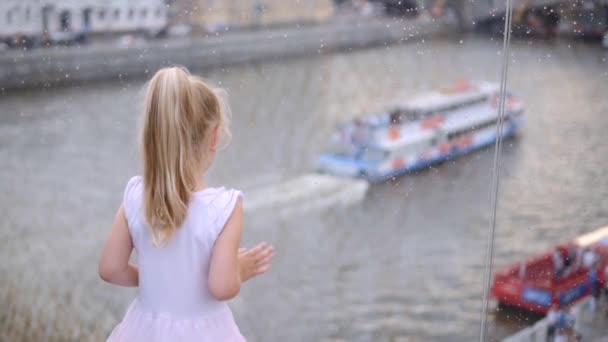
[{"xmin": 141, "ymin": 66, "xmax": 224, "ymax": 245}]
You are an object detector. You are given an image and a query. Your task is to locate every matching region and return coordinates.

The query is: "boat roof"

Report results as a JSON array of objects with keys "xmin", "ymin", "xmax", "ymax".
[
  {"xmin": 338, "ymin": 81, "xmax": 504, "ymax": 131},
  {"xmin": 574, "ymin": 226, "xmax": 608, "ymax": 248},
  {"xmin": 397, "ymin": 81, "xmax": 499, "ymax": 112}
]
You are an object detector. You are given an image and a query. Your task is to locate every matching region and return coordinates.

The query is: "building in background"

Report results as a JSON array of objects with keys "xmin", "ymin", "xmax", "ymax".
[
  {"xmin": 171, "ymin": 0, "xmax": 334, "ymax": 32},
  {"xmin": 166, "ymin": 0, "xmax": 196, "ymax": 25},
  {"xmin": 1, "ymin": 0, "xmax": 167, "ymax": 45}
]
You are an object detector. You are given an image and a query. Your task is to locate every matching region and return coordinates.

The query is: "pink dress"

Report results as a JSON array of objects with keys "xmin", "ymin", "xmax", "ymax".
[{"xmin": 107, "ymin": 176, "xmax": 246, "ymax": 342}]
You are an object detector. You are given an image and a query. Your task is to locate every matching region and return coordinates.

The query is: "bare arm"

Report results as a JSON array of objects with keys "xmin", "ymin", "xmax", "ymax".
[
  {"xmin": 99, "ymin": 205, "xmax": 139, "ymax": 287},
  {"xmin": 208, "ymin": 199, "xmax": 243, "ymax": 301}
]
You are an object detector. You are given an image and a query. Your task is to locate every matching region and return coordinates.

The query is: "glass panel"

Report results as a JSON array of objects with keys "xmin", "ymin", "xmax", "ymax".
[
  {"xmin": 5, "ymin": 0, "xmax": 584, "ymax": 341},
  {"xmin": 486, "ymin": 0, "xmax": 608, "ymax": 340}
]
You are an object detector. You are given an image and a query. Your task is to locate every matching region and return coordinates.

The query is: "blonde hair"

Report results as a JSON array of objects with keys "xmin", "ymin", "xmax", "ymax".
[{"xmin": 141, "ymin": 66, "xmax": 231, "ymax": 245}]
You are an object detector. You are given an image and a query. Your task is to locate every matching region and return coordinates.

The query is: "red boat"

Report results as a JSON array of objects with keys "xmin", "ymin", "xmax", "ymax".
[{"xmin": 491, "ymin": 226, "xmax": 608, "ymax": 314}]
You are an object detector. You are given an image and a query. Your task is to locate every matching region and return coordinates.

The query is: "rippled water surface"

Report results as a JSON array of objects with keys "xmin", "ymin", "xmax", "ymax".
[{"xmin": 1, "ymin": 36, "xmax": 607, "ymax": 341}]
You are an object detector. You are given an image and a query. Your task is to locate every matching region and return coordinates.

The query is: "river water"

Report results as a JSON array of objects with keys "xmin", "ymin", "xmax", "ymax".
[{"xmin": 1, "ymin": 36, "xmax": 607, "ymax": 341}]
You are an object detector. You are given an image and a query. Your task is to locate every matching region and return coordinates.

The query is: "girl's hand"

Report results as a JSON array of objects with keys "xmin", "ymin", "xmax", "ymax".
[{"xmin": 238, "ymin": 242, "xmax": 274, "ymax": 283}]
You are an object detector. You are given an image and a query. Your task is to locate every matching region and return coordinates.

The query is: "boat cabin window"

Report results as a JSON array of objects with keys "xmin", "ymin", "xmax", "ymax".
[
  {"xmin": 448, "ymin": 128, "xmax": 472, "ymax": 141},
  {"xmin": 447, "ymin": 118, "xmax": 501, "ymax": 140},
  {"xmin": 390, "ymin": 96, "xmax": 488, "ymax": 124},
  {"xmin": 440, "ymin": 96, "xmax": 487, "ymax": 113},
  {"xmin": 389, "ymin": 109, "xmax": 422, "ymax": 124}
]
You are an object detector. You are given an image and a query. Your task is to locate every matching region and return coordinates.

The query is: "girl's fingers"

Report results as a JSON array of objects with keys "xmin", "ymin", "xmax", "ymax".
[
  {"xmin": 255, "ymin": 264, "xmax": 271, "ymax": 275},
  {"xmin": 256, "ymin": 249, "xmax": 274, "ymax": 266},
  {"xmin": 249, "ymin": 243, "xmax": 273, "ymax": 260},
  {"xmin": 242, "ymin": 242, "xmax": 273, "ymax": 279},
  {"xmin": 255, "ymin": 248, "xmax": 273, "ymax": 264},
  {"xmin": 246, "ymin": 242, "xmax": 269, "ymax": 257}
]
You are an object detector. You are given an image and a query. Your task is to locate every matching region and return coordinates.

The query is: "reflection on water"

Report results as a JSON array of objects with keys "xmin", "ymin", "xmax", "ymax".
[{"xmin": 1, "ymin": 36, "xmax": 607, "ymax": 341}]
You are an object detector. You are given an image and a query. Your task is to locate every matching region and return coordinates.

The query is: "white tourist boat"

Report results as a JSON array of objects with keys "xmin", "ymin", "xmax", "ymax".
[{"xmin": 317, "ymin": 80, "xmax": 525, "ymax": 182}]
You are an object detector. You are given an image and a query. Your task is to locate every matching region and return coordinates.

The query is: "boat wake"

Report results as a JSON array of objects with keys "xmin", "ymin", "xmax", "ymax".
[{"xmin": 244, "ymin": 173, "xmax": 369, "ymax": 215}]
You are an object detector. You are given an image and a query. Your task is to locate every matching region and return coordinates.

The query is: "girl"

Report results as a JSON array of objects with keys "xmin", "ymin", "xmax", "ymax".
[{"xmin": 99, "ymin": 66, "xmax": 274, "ymax": 341}]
